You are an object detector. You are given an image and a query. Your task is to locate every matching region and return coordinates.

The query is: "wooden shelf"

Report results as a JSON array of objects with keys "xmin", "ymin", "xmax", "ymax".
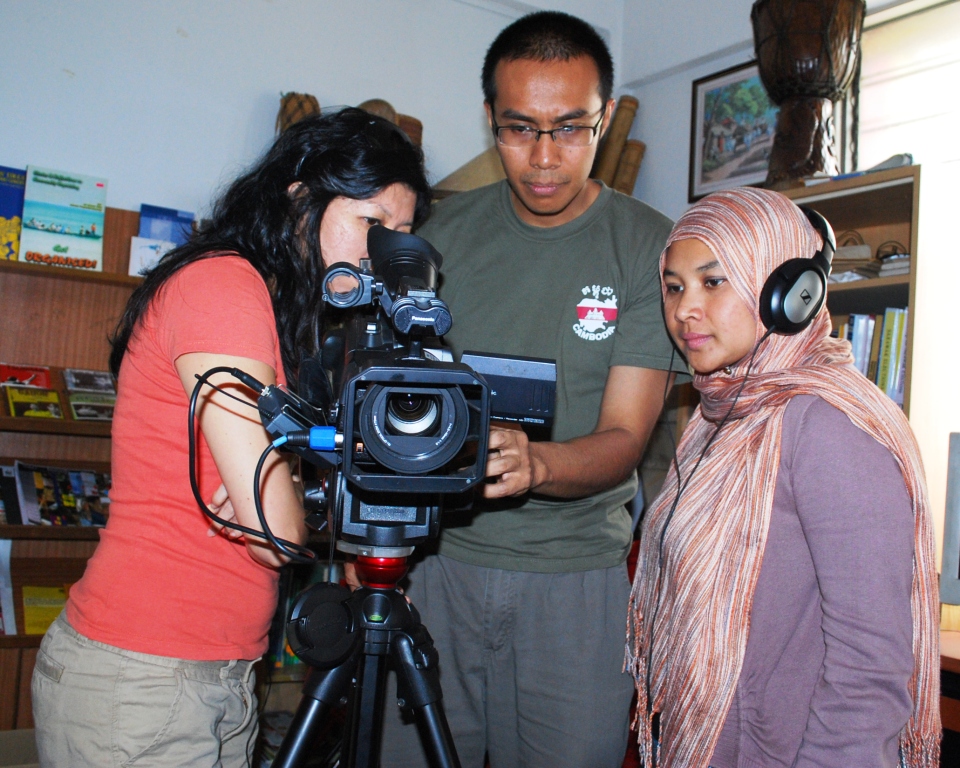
[
  {"xmin": 0, "ymin": 207, "xmax": 139, "ymax": 729},
  {"xmin": 784, "ymin": 165, "xmax": 920, "ymax": 414},
  {"xmin": 0, "ymin": 258, "xmax": 142, "ymax": 288},
  {"xmin": 826, "ymin": 275, "xmax": 911, "ymax": 316},
  {"xmin": 0, "ymin": 524, "xmax": 102, "ymax": 541},
  {"xmin": 0, "ymin": 634, "xmax": 42, "ymax": 649},
  {"xmin": 785, "ymin": 166, "xmax": 918, "ymax": 230},
  {"xmin": 0, "ymin": 416, "xmax": 111, "ymax": 438}
]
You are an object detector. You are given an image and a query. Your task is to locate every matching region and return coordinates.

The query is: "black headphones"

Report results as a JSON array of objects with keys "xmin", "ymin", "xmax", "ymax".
[{"xmin": 758, "ymin": 206, "xmax": 836, "ymax": 334}]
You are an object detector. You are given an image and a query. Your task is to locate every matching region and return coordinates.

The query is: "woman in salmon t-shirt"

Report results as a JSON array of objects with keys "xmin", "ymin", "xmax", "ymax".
[{"xmin": 31, "ymin": 108, "xmax": 431, "ymax": 767}]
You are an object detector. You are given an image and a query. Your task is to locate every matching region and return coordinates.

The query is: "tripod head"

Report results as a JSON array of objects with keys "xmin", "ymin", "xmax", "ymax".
[{"xmin": 276, "ymin": 553, "xmax": 460, "ymax": 768}]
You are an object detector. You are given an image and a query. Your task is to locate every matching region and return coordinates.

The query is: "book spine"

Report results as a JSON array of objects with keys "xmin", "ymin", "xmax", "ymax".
[
  {"xmin": 877, "ymin": 307, "xmax": 897, "ymax": 393},
  {"xmin": 867, "ymin": 313, "xmax": 884, "ymax": 383},
  {"xmin": 0, "ymin": 466, "xmax": 22, "ymax": 525},
  {"xmin": 851, "ymin": 314, "xmax": 869, "ymax": 375},
  {"xmin": 885, "ymin": 309, "xmax": 905, "ymax": 400},
  {"xmin": 893, "ymin": 308, "xmax": 909, "ymax": 406},
  {"xmin": 863, "ymin": 315, "xmax": 876, "ymax": 377},
  {"xmin": 0, "ymin": 540, "xmax": 16, "ymax": 635}
]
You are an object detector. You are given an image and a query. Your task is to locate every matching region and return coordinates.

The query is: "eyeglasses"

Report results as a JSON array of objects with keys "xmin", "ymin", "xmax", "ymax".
[{"xmin": 492, "ymin": 111, "xmax": 605, "ymax": 148}]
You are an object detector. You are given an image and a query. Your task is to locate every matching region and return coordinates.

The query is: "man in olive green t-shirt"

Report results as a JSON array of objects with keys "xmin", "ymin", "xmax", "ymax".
[{"xmin": 380, "ymin": 11, "xmax": 683, "ymax": 768}]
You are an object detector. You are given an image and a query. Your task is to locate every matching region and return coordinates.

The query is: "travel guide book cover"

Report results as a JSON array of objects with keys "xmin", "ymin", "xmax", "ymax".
[
  {"xmin": 0, "ymin": 166, "xmax": 26, "ymax": 261},
  {"xmin": 19, "ymin": 165, "xmax": 108, "ymax": 272},
  {"xmin": 138, "ymin": 204, "xmax": 194, "ymax": 246}
]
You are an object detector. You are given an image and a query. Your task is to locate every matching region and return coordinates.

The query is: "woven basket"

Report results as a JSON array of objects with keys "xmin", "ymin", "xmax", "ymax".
[{"xmin": 276, "ymin": 92, "xmax": 320, "ymax": 133}]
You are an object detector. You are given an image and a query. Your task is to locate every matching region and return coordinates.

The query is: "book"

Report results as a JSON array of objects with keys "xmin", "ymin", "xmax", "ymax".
[
  {"xmin": 0, "ymin": 540, "xmax": 15, "ymax": 635},
  {"xmin": 19, "ymin": 166, "xmax": 107, "ymax": 272},
  {"xmin": 876, "ymin": 307, "xmax": 899, "ymax": 391},
  {"xmin": 867, "ymin": 312, "xmax": 885, "ymax": 383},
  {"xmin": 21, "ymin": 585, "xmax": 66, "ymax": 635},
  {"xmin": 878, "ymin": 265, "xmax": 911, "ymax": 277},
  {"xmin": 0, "ymin": 362, "xmax": 51, "ymax": 388},
  {"xmin": 138, "ymin": 204, "xmax": 193, "ymax": 247},
  {"xmin": 3, "ymin": 384, "xmax": 63, "ymax": 418},
  {"xmin": 830, "ymin": 314, "xmax": 849, "ymax": 339},
  {"xmin": 128, "ymin": 235, "xmax": 175, "ymax": 276},
  {"xmin": 850, "ymin": 314, "xmax": 874, "ymax": 376},
  {"xmin": 0, "ymin": 465, "xmax": 22, "ymax": 525},
  {"xmin": 892, "ymin": 307, "xmax": 909, "ymax": 406},
  {"xmin": 14, "ymin": 461, "xmax": 110, "ymax": 527},
  {"xmin": 883, "ymin": 309, "xmax": 906, "ymax": 400},
  {"xmin": 69, "ymin": 392, "xmax": 116, "ymax": 421},
  {"xmin": 878, "ymin": 257, "xmax": 911, "ymax": 277},
  {"xmin": 0, "ymin": 165, "xmax": 26, "ymax": 261},
  {"xmin": 62, "ymin": 368, "xmax": 115, "ymax": 394}
]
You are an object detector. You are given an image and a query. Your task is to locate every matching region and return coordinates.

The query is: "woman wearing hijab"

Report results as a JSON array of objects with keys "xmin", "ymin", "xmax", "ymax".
[{"xmin": 627, "ymin": 187, "xmax": 940, "ymax": 768}]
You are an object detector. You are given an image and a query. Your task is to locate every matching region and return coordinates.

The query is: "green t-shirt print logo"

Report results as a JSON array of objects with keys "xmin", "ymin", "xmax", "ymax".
[{"xmin": 574, "ymin": 284, "xmax": 618, "ymax": 341}]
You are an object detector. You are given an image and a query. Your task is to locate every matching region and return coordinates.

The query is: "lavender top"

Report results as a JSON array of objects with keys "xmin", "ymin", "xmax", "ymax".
[{"xmin": 709, "ymin": 395, "xmax": 915, "ymax": 768}]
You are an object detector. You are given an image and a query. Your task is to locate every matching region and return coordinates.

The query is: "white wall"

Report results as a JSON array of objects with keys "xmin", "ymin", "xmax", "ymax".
[{"xmin": 2, "ymin": 0, "xmax": 626, "ymax": 216}]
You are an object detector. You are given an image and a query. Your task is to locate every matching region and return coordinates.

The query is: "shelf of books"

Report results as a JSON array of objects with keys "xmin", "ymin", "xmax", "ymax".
[
  {"xmin": 783, "ymin": 164, "xmax": 920, "ymax": 415},
  {"xmin": 0, "ymin": 165, "xmax": 200, "ymax": 728}
]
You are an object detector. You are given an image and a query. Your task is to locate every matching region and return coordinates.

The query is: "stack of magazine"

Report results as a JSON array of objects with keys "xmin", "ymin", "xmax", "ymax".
[
  {"xmin": 0, "ymin": 461, "xmax": 110, "ymax": 527},
  {"xmin": 64, "ymin": 368, "xmax": 116, "ymax": 421}
]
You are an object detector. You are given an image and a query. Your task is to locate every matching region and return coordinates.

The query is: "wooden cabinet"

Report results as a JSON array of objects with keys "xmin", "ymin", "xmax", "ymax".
[
  {"xmin": 0, "ymin": 207, "xmax": 139, "ymax": 729},
  {"xmin": 0, "ymin": 527, "xmax": 100, "ymax": 729},
  {"xmin": 783, "ymin": 165, "xmax": 920, "ymax": 414}
]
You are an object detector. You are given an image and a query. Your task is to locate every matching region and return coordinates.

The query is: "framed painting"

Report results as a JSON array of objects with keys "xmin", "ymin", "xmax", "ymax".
[{"xmin": 689, "ymin": 61, "xmax": 779, "ymax": 202}]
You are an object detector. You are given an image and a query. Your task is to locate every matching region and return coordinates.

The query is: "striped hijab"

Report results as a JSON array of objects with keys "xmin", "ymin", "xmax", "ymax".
[{"xmin": 626, "ymin": 187, "xmax": 940, "ymax": 767}]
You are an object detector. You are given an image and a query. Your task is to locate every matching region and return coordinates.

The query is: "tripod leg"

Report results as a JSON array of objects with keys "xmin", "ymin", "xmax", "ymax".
[
  {"xmin": 341, "ymin": 652, "xmax": 390, "ymax": 768},
  {"xmin": 393, "ymin": 629, "xmax": 461, "ymax": 768},
  {"xmin": 271, "ymin": 660, "xmax": 356, "ymax": 768}
]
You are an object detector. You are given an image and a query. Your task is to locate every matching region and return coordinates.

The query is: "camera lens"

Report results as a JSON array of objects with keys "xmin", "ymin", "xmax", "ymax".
[
  {"xmin": 385, "ymin": 393, "xmax": 440, "ymax": 436},
  {"xmin": 358, "ymin": 385, "xmax": 470, "ymax": 475}
]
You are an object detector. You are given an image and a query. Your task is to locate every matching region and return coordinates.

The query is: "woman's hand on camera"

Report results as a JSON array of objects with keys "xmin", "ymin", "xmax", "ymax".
[
  {"xmin": 207, "ymin": 483, "xmax": 244, "ymax": 540},
  {"xmin": 343, "ymin": 559, "xmax": 362, "ymax": 590}
]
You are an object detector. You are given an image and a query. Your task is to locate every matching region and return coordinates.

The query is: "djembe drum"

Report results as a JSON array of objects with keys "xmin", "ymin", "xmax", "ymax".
[{"xmin": 751, "ymin": 0, "xmax": 866, "ymax": 185}]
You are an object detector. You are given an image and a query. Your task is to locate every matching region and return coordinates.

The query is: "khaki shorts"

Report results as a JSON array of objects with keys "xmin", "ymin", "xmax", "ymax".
[{"xmin": 32, "ymin": 613, "xmax": 259, "ymax": 768}]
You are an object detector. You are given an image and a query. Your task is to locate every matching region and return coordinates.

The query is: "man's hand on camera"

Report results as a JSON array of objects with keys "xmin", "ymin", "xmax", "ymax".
[
  {"xmin": 484, "ymin": 425, "xmax": 545, "ymax": 498},
  {"xmin": 207, "ymin": 483, "xmax": 245, "ymax": 540}
]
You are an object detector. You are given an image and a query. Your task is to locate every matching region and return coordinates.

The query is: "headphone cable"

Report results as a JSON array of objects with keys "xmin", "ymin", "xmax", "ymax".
[{"xmin": 643, "ymin": 327, "xmax": 774, "ymax": 732}]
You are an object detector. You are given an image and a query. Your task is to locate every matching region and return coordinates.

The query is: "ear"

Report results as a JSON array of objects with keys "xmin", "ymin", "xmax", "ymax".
[
  {"xmin": 484, "ymin": 102, "xmax": 495, "ymax": 132},
  {"xmin": 598, "ymin": 98, "xmax": 617, "ymax": 140}
]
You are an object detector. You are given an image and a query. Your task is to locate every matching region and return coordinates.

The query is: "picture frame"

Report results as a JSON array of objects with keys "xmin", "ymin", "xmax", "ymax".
[
  {"xmin": 689, "ymin": 61, "xmax": 780, "ymax": 202},
  {"xmin": 941, "ymin": 433, "xmax": 960, "ymax": 605}
]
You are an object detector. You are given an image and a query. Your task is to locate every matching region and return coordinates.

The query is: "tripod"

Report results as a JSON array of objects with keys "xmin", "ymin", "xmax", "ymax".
[{"xmin": 271, "ymin": 554, "xmax": 461, "ymax": 768}]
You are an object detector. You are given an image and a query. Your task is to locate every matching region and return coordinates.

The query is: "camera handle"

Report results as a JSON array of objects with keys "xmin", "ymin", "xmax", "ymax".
[{"xmin": 272, "ymin": 555, "xmax": 461, "ymax": 768}]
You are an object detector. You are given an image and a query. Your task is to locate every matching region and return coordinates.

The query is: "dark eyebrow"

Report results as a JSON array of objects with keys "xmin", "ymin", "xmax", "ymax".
[
  {"xmin": 662, "ymin": 261, "xmax": 722, "ymax": 279},
  {"xmin": 499, "ymin": 108, "xmax": 591, "ymax": 125}
]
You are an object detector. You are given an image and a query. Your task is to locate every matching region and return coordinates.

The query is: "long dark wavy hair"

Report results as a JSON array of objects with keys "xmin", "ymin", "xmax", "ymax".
[{"xmin": 109, "ymin": 107, "xmax": 432, "ymax": 383}]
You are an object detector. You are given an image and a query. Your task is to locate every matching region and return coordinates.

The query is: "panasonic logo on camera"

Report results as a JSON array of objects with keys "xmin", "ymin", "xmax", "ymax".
[{"xmin": 412, "ymin": 316, "xmax": 434, "ymax": 322}]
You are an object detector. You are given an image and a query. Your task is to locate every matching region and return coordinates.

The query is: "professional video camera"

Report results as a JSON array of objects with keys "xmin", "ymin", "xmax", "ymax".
[
  {"xmin": 257, "ymin": 224, "xmax": 556, "ymax": 555},
  {"xmin": 247, "ymin": 226, "xmax": 555, "ymax": 768}
]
